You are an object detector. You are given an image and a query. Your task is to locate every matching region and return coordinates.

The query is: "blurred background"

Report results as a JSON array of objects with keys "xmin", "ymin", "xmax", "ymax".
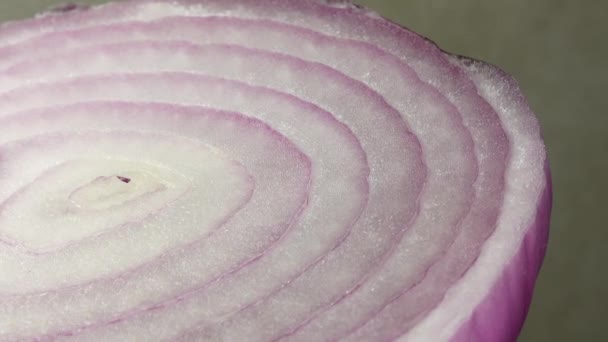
[{"xmin": 1, "ymin": 0, "xmax": 606, "ymax": 341}]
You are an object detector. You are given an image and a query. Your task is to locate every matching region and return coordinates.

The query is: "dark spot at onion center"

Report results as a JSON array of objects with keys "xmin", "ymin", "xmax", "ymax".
[{"xmin": 116, "ymin": 176, "xmax": 132, "ymax": 184}]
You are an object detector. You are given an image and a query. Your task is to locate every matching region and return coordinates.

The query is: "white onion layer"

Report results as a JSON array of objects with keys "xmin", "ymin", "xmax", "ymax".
[{"xmin": 0, "ymin": 1, "xmax": 550, "ymax": 341}]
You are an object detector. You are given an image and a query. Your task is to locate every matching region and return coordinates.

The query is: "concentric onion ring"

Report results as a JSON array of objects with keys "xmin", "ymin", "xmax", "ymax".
[{"xmin": 0, "ymin": 1, "xmax": 551, "ymax": 341}]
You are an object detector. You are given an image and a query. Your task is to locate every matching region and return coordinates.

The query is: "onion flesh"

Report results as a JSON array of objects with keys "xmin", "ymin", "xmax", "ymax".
[{"xmin": 0, "ymin": 1, "xmax": 550, "ymax": 341}]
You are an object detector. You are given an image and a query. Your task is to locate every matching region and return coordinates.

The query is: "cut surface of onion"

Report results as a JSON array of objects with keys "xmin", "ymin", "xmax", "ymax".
[{"xmin": 0, "ymin": 1, "xmax": 550, "ymax": 341}]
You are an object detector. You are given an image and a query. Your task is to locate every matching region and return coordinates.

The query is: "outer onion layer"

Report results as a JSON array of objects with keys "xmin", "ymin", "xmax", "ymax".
[{"xmin": 0, "ymin": 1, "xmax": 550, "ymax": 341}]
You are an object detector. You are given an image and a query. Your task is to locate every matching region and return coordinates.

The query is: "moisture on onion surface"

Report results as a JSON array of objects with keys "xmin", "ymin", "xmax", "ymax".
[{"xmin": 0, "ymin": 1, "xmax": 551, "ymax": 341}]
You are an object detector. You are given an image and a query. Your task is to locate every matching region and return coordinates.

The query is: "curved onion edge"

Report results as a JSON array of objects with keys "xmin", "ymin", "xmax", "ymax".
[{"xmin": 434, "ymin": 56, "xmax": 552, "ymax": 342}]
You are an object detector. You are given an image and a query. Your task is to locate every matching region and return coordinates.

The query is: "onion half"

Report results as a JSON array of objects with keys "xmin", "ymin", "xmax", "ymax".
[{"xmin": 0, "ymin": 1, "xmax": 551, "ymax": 341}]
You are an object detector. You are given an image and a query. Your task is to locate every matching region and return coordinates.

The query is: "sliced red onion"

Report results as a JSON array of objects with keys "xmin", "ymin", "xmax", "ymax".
[{"xmin": 0, "ymin": 1, "xmax": 550, "ymax": 341}]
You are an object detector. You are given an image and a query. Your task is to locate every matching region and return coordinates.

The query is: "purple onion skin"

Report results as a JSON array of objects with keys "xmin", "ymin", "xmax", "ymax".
[{"xmin": 453, "ymin": 163, "xmax": 551, "ymax": 342}]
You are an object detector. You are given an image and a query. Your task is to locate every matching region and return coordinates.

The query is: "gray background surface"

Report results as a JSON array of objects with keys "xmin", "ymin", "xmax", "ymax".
[{"xmin": 1, "ymin": 1, "xmax": 606, "ymax": 341}]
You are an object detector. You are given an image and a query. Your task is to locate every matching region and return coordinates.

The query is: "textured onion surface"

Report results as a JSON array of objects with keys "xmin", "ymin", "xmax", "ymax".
[{"xmin": 0, "ymin": 1, "xmax": 551, "ymax": 341}]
